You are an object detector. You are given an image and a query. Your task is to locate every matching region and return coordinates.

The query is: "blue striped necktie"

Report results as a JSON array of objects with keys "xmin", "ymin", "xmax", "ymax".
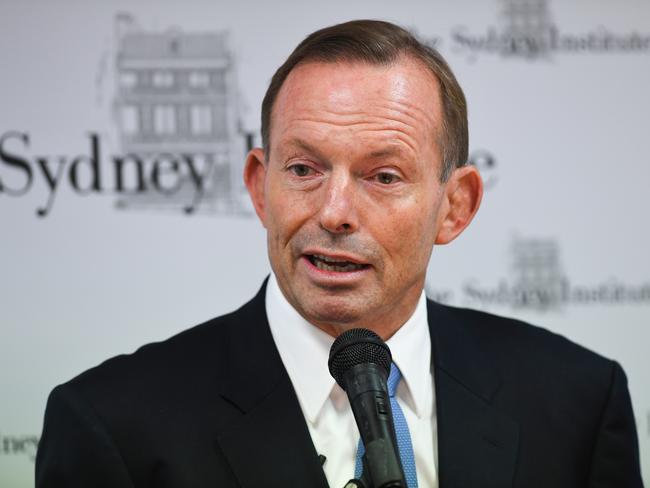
[{"xmin": 354, "ymin": 362, "xmax": 418, "ymax": 487}]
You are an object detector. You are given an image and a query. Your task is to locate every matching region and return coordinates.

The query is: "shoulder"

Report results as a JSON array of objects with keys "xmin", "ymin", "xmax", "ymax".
[
  {"xmin": 38, "ymin": 288, "xmax": 270, "ymax": 484},
  {"xmin": 427, "ymin": 300, "xmax": 618, "ymax": 394},
  {"xmin": 59, "ymin": 287, "xmax": 267, "ymax": 411}
]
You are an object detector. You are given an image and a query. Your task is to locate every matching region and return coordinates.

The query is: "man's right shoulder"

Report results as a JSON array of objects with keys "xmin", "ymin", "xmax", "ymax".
[{"xmin": 59, "ymin": 285, "xmax": 268, "ymax": 404}]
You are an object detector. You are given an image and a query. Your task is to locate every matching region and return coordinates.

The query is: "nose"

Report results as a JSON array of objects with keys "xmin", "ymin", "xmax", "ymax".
[{"xmin": 318, "ymin": 172, "xmax": 359, "ymax": 234}]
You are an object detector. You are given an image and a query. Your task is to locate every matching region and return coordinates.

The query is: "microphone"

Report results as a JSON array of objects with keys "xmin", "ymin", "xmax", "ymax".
[{"xmin": 328, "ymin": 328, "xmax": 406, "ymax": 488}]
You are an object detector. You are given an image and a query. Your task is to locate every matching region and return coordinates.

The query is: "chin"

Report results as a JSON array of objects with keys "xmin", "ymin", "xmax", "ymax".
[{"xmin": 301, "ymin": 297, "xmax": 367, "ymax": 327}]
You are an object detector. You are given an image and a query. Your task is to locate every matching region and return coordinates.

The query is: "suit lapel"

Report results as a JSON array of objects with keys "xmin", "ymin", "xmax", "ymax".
[
  {"xmin": 428, "ymin": 301, "xmax": 519, "ymax": 488},
  {"xmin": 217, "ymin": 378, "xmax": 329, "ymax": 488},
  {"xmin": 213, "ymin": 285, "xmax": 519, "ymax": 487},
  {"xmin": 215, "ymin": 282, "xmax": 328, "ymax": 488}
]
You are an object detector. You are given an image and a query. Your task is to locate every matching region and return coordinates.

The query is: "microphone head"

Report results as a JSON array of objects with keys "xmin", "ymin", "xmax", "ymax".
[{"xmin": 328, "ymin": 328, "xmax": 392, "ymax": 388}]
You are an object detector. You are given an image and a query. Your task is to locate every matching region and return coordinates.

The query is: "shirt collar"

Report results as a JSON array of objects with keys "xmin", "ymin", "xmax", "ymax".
[
  {"xmin": 265, "ymin": 273, "xmax": 431, "ymax": 424},
  {"xmin": 385, "ymin": 290, "xmax": 432, "ymax": 419}
]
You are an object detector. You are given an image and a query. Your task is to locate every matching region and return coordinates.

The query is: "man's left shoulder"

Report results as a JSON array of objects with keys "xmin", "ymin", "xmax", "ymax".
[{"xmin": 427, "ymin": 299, "xmax": 618, "ymax": 391}]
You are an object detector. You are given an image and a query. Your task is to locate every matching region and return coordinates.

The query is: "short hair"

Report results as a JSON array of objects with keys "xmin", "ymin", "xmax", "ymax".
[{"xmin": 260, "ymin": 19, "xmax": 468, "ymax": 182}]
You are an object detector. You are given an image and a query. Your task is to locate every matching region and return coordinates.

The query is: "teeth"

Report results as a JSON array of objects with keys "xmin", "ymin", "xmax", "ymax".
[
  {"xmin": 312, "ymin": 254, "xmax": 349, "ymax": 263},
  {"xmin": 311, "ymin": 254, "xmax": 365, "ymax": 272},
  {"xmin": 314, "ymin": 260, "xmax": 364, "ymax": 272}
]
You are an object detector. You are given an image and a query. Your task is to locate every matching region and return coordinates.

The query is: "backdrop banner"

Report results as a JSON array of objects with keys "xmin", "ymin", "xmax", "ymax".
[{"xmin": 1, "ymin": 1, "xmax": 648, "ymax": 486}]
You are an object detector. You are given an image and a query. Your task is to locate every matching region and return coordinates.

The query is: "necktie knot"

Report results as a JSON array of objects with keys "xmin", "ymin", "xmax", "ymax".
[{"xmin": 387, "ymin": 362, "xmax": 401, "ymax": 398}]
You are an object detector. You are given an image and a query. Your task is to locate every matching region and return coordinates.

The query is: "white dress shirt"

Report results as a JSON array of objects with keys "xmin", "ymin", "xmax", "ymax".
[{"xmin": 266, "ymin": 274, "xmax": 438, "ymax": 488}]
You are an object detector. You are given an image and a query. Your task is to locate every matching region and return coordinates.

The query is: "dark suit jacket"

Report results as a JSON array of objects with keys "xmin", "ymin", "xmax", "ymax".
[{"xmin": 36, "ymin": 281, "xmax": 643, "ymax": 488}]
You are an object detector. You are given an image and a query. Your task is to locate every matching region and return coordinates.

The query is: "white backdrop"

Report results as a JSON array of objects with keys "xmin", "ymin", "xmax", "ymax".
[{"xmin": 1, "ymin": 1, "xmax": 649, "ymax": 486}]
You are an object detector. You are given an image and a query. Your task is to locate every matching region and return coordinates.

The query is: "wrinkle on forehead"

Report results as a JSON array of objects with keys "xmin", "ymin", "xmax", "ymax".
[
  {"xmin": 282, "ymin": 117, "xmax": 422, "ymax": 158},
  {"xmin": 271, "ymin": 60, "xmax": 442, "ymax": 162}
]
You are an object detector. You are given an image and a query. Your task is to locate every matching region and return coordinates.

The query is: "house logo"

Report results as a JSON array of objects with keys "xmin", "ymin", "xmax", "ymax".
[
  {"xmin": 0, "ymin": 14, "xmax": 255, "ymax": 218},
  {"xmin": 450, "ymin": 0, "xmax": 650, "ymax": 61},
  {"xmin": 507, "ymin": 237, "xmax": 567, "ymax": 310},
  {"xmin": 112, "ymin": 14, "xmax": 251, "ymax": 215},
  {"xmin": 426, "ymin": 236, "xmax": 650, "ymax": 311}
]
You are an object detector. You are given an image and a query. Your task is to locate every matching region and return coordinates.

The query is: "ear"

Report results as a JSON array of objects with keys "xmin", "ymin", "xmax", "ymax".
[
  {"xmin": 435, "ymin": 165, "xmax": 483, "ymax": 245},
  {"xmin": 243, "ymin": 147, "xmax": 268, "ymax": 227}
]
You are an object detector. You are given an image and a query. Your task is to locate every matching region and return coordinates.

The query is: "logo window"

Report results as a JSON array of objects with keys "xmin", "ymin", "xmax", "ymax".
[
  {"xmin": 190, "ymin": 105, "xmax": 213, "ymax": 134},
  {"xmin": 152, "ymin": 71, "xmax": 174, "ymax": 87},
  {"xmin": 120, "ymin": 106, "xmax": 139, "ymax": 135},
  {"xmin": 154, "ymin": 105, "xmax": 176, "ymax": 134},
  {"xmin": 119, "ymin": 72, "xmax": 138, "ymax": 88},
  {"xmin": 189, "ymin": 72, "xmax": 210, "ymax": 87}
]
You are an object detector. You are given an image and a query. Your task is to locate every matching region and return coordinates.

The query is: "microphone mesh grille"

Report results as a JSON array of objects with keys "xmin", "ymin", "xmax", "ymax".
[{"xmin": 328, "ymin": 328, "xmax": 391, "ymax": 387}]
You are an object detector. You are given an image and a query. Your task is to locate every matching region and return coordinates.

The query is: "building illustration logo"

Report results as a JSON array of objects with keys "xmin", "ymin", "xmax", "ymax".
[
  {"xmin": 0, "ymin": 14, "xmax": 255, "ymax": 218},
  {"xmin": 498, "ymin": 0, "xmax": 555, "ymax": 59},
  {"xmin": 449, "ymin": 0, "xmax": 650, "ymax": 61},
  {"xmin": 508, "ymin": 237, "xmax": 567, "ymax": 310},
  {"xmin": 426, "ymin": 236, "xmax": 650, "ymax": 312},
  {"xmin": 112, "ymin": 14, "xmax": 250, "ymax": 215}
]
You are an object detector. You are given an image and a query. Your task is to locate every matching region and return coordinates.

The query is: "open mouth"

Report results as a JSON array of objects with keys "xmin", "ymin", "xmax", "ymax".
[{"xmin": 306, "ymin": 254, "xmax": 369, "ymax": 273}]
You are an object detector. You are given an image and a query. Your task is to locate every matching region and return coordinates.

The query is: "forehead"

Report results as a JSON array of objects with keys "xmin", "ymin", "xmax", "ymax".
[{"xmin": 270, "ymin": 57, "xmax": 443, "ymax": 158}]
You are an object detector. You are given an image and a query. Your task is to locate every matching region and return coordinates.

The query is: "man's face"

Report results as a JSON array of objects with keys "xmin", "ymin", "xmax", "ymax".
[{"xmin": 248, "ymin": 58, "xmax": 455, "ymax": 337}]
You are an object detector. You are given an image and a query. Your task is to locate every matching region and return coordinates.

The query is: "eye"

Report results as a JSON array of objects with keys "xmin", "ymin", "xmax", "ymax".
[
  {"xmin": 374, "ymin": 172, "xmax": 400, "ymax": 185},
  {"xmin": 288, "ymin": 164, "xmax": 314, "ymax": 177}
]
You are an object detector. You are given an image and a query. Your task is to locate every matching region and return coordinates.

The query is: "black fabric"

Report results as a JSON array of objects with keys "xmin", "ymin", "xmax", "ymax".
[{"xmin": 36, "ymin": 281, "xmax": 644, "ymax": 488}]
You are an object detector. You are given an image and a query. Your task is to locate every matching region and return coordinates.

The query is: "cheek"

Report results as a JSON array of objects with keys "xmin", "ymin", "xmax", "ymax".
[
  {"xmin": 383, "ymin": 197, "xmax": 438, "ymax": 269},
  {"xmin": 265, "ymin": 185, "xmax": 316, "ymax": 250}
]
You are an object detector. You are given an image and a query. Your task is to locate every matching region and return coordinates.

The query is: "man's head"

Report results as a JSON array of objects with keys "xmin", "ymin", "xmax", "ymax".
[
  {"xmin": 245, "ymin": 20, "xmax": 482, "ymax": 339},
  {"xmin": 261, "ymin": 19, "xmax": 468, "ymax": 182}
]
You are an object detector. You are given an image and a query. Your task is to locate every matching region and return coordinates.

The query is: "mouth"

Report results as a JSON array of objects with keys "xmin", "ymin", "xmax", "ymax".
[{"xmin": 305, "ymin": 253, "xmax": 370, "ymax": 273}]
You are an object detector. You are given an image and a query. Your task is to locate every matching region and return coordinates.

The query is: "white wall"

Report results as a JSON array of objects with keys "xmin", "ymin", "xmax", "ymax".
[{"xmin": 1, "ymin": 1, "xmax": 648, "ymax": 486}]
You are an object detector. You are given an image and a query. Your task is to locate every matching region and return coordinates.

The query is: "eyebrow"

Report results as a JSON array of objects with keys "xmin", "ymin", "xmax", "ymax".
[
  {"xmin": 283, "ymin": 138, "xmax": 324, "ymax": 159},
  {"xmin": 276, "ymin": 138, "xmax": 331, "ymax": 166},
  {"xmin": 367, "ymin": 147, "xmax": 409, "ymax": 160}
]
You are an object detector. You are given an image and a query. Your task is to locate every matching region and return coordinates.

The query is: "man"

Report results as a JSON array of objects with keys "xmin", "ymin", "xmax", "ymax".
[{"xmin": 36, "ymin": 20, "xmax": 643, "ymax": 488}]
